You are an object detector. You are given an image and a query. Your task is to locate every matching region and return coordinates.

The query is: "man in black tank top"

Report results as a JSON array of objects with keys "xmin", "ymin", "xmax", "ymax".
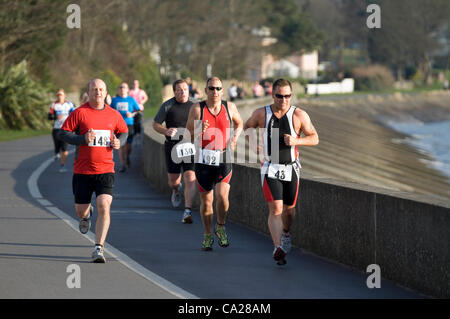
[
  {"xmin": 244, "ymin": 78, "xmax": 319, "ymax": 266},
  {"xmin": 153, "ymin": 79, "xmax": 197, "ymax": 224}
]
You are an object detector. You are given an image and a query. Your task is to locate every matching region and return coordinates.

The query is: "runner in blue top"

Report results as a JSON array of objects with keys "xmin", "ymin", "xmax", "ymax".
[{"xmin": 111, "ymin": 82, "xmax": 141, "ymax": 172}]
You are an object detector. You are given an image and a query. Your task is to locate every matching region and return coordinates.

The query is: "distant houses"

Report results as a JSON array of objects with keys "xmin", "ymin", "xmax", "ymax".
[{"xmin": 249, "ymin": 47, "xmax": 319, "ymax": 81}]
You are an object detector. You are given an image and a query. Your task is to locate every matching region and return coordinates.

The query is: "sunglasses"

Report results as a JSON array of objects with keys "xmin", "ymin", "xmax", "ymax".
[
  {"xmin": 208, "ymin": 86, "xmax": 222, "ymax": 91},
  {"xmin": 275, "ymin": 94, "xmax": 292, "ymax": 99}
]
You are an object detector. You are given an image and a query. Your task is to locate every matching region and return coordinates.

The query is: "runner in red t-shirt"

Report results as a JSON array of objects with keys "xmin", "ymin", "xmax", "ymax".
[{"xmin": 59, "ymin": 78, "xmax": 128, "ymax": 263}]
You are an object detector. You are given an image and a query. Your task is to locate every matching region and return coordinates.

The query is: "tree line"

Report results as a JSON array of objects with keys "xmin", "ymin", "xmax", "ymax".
[
  {"xmin": 1, "ymin": 0, "xmax": 449, "ymax": 129},
  {"xmin": 302, "ymin": 0, "xmax": 450, "ymax": 82}
]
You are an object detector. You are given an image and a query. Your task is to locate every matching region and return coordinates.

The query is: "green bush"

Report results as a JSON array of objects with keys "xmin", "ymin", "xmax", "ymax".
[
  {"xmin": 135, "ymin": 57, "xmax": 163, "ymax": 118},
  {"xmin": 100, "ymin": 69, "xmax": 122, "ymax": 96},
  {"xmin": 0, "ymin": 61, "xmax": 52, "ymax": 130},
  {"xmin": 352, "ymin": 65, "xmax": 395, "ymax": 91}
]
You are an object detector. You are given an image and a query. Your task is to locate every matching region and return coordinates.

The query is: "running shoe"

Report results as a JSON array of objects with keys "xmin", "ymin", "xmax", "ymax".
[
  {"xmin": 119, "ymin": 166, "xmax": 127, "ymax": 173},
  {"xmin": 91, "ymin": 246, "xmax": 106, "ymax": 263},
  {"xmin": 201, "ymin": 233, "xmax": 214, "ymax": 251},
  {"xmin": 182, "ymin": 210, "xmax": 193, "ymax": 224},
  {"xmin": 59, "ymin": 166, "xmax": 67, "ymax": 173},
  {"xmin": 273, "ymin": 246, "xmax": 287, "ymax": 266},
  {"xmin": 171, "ymin": 183, "xmax": 182, "ymax": 208},
  {"xmin": 79, "ymin": 206, "xmax": 93, "ymax": 234},
  {"xmin": 214, "ymin": 224, "xmax": 229, "ymax": 248},
  {"xmin": 281, "ymin": 232, "xmax": 292, "ymax": 253}
]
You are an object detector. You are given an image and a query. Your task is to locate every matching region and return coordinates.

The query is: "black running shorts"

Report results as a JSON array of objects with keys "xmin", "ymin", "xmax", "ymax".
[
  {"xmin": 261, "ymin": 162, "xmax": 300, "ymax": 206},
  {"xmin": 52, "ymin": 129, "xmax": 68, "ymax": 153},
  {"xmin": 126, "ymin": 125, "xmax": 135, "ymax": 144},
  {"xmin": 195, "ymin": 162, "xmax": 232, "ymax": 193},
  {"xmin": 134, "ymin": 112, "xmax": 142, "ymax": 134},
  {"xmin": 72, "ymin": 173, "xmax": 114, "ymax": 204}
]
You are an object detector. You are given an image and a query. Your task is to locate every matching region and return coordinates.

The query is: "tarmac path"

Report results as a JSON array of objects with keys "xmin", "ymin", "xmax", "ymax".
[{"xmin": 0, "ymin": 133, "xmax": 422, "ymax": 299}]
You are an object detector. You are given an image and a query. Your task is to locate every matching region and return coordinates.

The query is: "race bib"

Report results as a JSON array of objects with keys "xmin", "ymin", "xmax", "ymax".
[
  {"xmin": 116, "ymin": 102, "xmax": 128, "ymax": 112},
  {"xmin": 268, "ymin": 163, "xmax": 293, "ymax": 182},
  {"xmin": 88, "ymin": 130, "xmax": 111, "ymax": 147},
  {"xmin": 176, "ymin": 143, "xmax": 196, "ymax": 158},
  {"xmin": 199, "ymin": 149, "xmax": 220, "ymax": 166}
]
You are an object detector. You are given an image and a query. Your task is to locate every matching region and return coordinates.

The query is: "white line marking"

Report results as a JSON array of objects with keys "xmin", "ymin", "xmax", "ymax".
[
  {"xmin": 28, "ymin": 155, "xmax": 198, "ymax": 299},
  {"xmin": 28, "ymin": 158, "xmax": 53, "ymax": 198},
  {"xmin": 37, "ymin": 199, "xmax": 52, "ymax": 206}
]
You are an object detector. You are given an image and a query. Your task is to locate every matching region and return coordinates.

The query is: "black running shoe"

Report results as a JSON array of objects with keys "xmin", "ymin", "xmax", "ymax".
[
  {"xmin": 273, "ymin": 246, "xmax": 287, "ymax": 265},
  {"xmin": 79, "ymin": 206, "xmax": 93, "ymax": 234}
]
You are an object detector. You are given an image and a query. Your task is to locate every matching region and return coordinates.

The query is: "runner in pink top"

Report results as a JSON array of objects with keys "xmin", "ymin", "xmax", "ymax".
[
  {"xmin": 129, "ymin": 80, "xmax": 149, "ymax": 138},
  {"xmin": 129, "ymin": 80, "xmax": 148, "ymax": 109}
]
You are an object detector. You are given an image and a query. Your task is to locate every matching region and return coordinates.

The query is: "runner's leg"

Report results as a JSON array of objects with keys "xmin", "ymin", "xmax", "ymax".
[
  {"xmin": 75, "ymin": 204, "xmax": 91, "ymax": 219},
  {"xmin": 282, "ymin": 205, "xmax": 296, "ymax": 233},
  {"xmin": 267, "ymin": 200, "xmax": 284, "ymax": 247},
  {"xmin": 61, "ymin": 150, "xmax": 68, "ymax": 166},
  {"xmin": 199, "ymin": 190, "xmax": 214, "ymax": 234},
  {"xmin": 168, "ymin": 173, "xmax": 182, "ymax": 191},
  {"xmin": 183, "ymin": 170, "xmax": 197, "ymax": 209},
  {"xmin": 214, "ymin": 182, "xmax": 230, "ymax": 225},
  {"xmin": 95, "ymin": 194, "xmax": 112, "ymax": 246}
]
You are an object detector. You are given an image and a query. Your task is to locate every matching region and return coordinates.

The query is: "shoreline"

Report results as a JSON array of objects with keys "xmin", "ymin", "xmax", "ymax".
[{"xmin": 237, "ymin": 91, "xmax": 450, "ymax": 202}]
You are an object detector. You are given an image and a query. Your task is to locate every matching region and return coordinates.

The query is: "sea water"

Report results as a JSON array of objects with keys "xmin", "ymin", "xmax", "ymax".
[{"xmin": 388, "ymin": 120, "xmax": 450, "ymax": 179}]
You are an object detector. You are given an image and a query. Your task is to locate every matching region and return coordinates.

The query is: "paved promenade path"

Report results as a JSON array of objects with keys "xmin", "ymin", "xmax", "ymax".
[{"xmin": 0, "ymin": 134, "xmax": 422, "ymax": 299}]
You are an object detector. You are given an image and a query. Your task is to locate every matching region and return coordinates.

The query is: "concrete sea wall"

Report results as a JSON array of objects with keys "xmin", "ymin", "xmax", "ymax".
[{"xmin": 141, "ymin": 93, "xmax": 450, "ymax": 298}]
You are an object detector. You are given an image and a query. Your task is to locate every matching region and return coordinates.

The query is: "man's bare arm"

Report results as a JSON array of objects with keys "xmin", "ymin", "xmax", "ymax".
[
  {"xmin": 228, "ymin": 102, "xmax": 243, "ymax": 148},
  {"xmin": 243, "ymin": 107, "xmax": 265, "ymax": 130},
  {"xmin": 141, "ymin": 91, "xmax": 149, "ymax": 105},
  {"xmin": 285, "ymin": 109, "xmax": 318, "ymax": 146},
  {"xmin": 153, "ymin": 120, "xmax": 179, "ymax": 138},
  {"xmin": 186, "ymin": 103, "xmax": 201, "ymax": 142}
]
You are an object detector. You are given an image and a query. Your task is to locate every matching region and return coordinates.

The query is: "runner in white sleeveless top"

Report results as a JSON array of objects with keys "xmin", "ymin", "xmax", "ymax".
[
  {"xmin": 244, "ymin": 78, "xmax": 319, "ymax": 266},
  {"xmin": 48, "ymin": 88, "xmax": 75, "ymax": 173}
]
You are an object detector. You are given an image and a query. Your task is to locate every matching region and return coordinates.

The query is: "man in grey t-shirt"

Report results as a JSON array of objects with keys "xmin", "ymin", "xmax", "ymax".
[{"xmin": 152, "ymin": 79, "xmax": 197, "ymax": 224}]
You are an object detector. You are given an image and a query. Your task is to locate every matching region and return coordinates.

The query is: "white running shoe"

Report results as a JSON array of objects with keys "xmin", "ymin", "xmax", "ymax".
[
  {"xmin": 182, "ymin": 210, "xmax": 193, "ymax": 224},
  {"xmin": 281, "ymin": 232, "xmax": 292, "ymax": 253},
  {"xmin": 91, "ymin": 246, "xmax": 106, "ymax": 263},
  {"xmin": 59, "ymin": 166, "xmax": 67, "ymax": 173},
  {"xmin": 171, "ymin": 183, "xmax": 182, "ymax": 208}
]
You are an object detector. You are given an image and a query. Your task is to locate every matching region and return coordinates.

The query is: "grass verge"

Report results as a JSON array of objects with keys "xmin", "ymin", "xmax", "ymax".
[{"xmin": 0, "ymin": 129, "xmax": 51, "ymax": 143}]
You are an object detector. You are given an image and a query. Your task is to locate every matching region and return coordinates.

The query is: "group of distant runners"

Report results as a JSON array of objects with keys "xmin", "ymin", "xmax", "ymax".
[{"xmin": 50, "ymin": 76, "xmax": 319, "ymax": 266}]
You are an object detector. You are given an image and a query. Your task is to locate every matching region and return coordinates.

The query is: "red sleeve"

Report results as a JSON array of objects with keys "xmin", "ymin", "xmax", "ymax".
[
  {"xmin": 61, "ymin": 109, "xmax": 79, "ymax": 132},
  {"xmin": 49, "ymin": 102, "xmax": 55, "ymax": 114}
]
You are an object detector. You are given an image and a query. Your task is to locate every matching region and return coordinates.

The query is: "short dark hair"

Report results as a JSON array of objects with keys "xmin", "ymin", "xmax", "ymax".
[
  {"xmin": 272, "ymin": 78, "xmax": 292, "ymax": 92},
  {"xmin": 118, "ymin": 81, "xmax": 128, "ymax": 89},
  {"xmin": 173, "ymin": 79, "xmax": 188, "ymax": 91},
  {"xmin": 206, "ymin": 76, "xmax": 222, "ymax": 87}
]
